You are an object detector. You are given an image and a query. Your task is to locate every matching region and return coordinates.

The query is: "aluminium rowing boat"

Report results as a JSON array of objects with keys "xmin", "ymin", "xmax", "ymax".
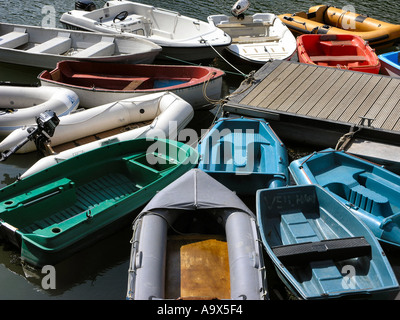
[{"xmin": 0, "ymin": 22, "xmax": 161, "ymax": 69}]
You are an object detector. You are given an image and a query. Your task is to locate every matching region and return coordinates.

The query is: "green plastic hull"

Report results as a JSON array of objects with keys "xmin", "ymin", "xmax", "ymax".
[{"xmin": 0, "ymin": 138, "xmax": 198, "ymax": 267}]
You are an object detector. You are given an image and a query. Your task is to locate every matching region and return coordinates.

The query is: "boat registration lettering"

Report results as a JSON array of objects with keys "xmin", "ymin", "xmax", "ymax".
[{"xmin": 266, "ymin": 191, "xmax": 316, "ymax": 210}]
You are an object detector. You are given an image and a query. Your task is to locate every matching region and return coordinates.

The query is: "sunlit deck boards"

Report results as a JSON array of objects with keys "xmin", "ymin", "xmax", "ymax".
[{"xmin": 224, "ymin": 60, "xmax": 400, "ymax": 135}]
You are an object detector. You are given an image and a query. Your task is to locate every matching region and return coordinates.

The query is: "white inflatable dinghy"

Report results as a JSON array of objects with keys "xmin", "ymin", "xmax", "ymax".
[{"xmin": 0, "ymin": 85, "xmax": 79, "ymax": 136}]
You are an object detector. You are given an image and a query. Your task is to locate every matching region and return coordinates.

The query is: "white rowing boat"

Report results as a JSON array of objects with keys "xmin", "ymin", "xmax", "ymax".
[
  {"xmin": 0, "ymin": 21, "xmax": 161, "ymax": 69},
  {"xmin": 60, "ymin": 0, "xmax": 231, "ymax": 61},
  {"xmin": 208, "ymin": 13, "xmax": 296, "ymax": 64}
]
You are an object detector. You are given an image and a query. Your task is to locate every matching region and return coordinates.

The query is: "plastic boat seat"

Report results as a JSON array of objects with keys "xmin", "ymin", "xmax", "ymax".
[
  {"xmin": 310, "ymin": 261, "xmax": 345, "ymax": 293},
  {"xmin": 348, "ymin": 184, "xmax": 391, "ymax": 216},
  {"xmin": 73, "ymin": 37, "xmax": 115, "ymax": 58},
  {"xmin": 281, "ymin": 211, "xmax": 320, "ymax": 244},
  {"xmin": 272, "ymin": 237, "xmax": 371, "ymax": 266},
  {"xmin": 310, "ymin": 55, "xmax": 368, "ymax": 62},
  {"xmin": 0, "ymin": 28, "xmax": 28, "ymax": 48},
  {"xmin": 27, "ymin": 32, "xmax": 71, "ymax": 54}
]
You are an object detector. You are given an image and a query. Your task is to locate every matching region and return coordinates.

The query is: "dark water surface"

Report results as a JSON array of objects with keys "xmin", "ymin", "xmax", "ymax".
[{"xmin": 0, "ymin": 0, "xmax": 399, "ymax": 300}]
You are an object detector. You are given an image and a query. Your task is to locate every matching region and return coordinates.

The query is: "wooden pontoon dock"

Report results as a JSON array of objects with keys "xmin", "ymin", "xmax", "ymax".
[{"xmin": 223, "ymin": 60, "xmax": 400, "ymax": 171}]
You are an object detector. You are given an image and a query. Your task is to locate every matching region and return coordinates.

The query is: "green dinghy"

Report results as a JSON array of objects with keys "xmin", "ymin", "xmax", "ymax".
[{"xmin": 0, "ymin": 138, "xmax": 198, "ymax": 267}]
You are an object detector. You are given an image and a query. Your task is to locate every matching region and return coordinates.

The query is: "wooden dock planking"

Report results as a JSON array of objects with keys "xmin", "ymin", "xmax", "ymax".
[
  {"xmin": 365, "ymin": 79, "xmax": 400, "ymax": 128},
  {"xmin": 349, "ymin": 77, "xmax": 391, "ymax": 124},
  {"xmin": 225, "ymin": 60, "xmax": 400, "ymax": 138},
  {"xmin": 257, "ymin": 63, "xmax": 306, "ymax": 110},
  {"xmin": 338, "ymin": 74, "xmax": 381, "ymax": 123},
  {"xmin": 297, "ymin": 68, "xmax": 340, "ymax": 116},
  {"xmin": 242, "ymin": 63, "xmax": 298, "ymax": 106},
  {"xmin": 327, "ymin": 72, "xmax": 371, "ymax": 122},
  {"xmin": 313, "ymin": 71, "xmax": 354, "ymax": 118},
  {"xmin": 386, "ymin": 99, "xmax": 400, "ymax": 131},
  {"xmin": 286, "ymin": 68, "xmax": 334, "ymax": 114},
  {"xmin": 271, "ymin": 65, "xmax": 317, "ymax": 111}
]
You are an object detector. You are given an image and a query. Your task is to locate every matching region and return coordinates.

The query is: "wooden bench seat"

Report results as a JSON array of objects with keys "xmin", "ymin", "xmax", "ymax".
[
  {"xmin": 320, "ymin": 40, "xmax": 354, "ymax": 46},
  {"xmin": 310, "ymin": 55, "xmax": 368, "ymax": 62}
]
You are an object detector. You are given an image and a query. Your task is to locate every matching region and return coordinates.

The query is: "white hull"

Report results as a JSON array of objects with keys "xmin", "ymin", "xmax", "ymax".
[
  {"xmin": 208, "ymin": 13, "xmax": 297, "ymax": 64},
  {"xmin": 0, "ymin": 86, "xmax": 79, "ymax": 137},
  {"xmin": 60, "ymin": 0, "xmax": 231, "ymax": 61},
  {"xmin": 20, "ymin": 92, "xmax": 194, "ymax": 178},
  {"xmin": 0, "ymin": 22, "xmax": 161, "ymax": 69}
]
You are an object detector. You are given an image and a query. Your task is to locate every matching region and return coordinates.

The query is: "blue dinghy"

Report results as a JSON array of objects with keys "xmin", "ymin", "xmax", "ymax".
[
  {"xmin": 379, "ymin": 51, "xmax": 400, "ymax": 77},
  {"xmin": 198, "ymin": 117, "xmax": 289, "ymax": 195},
  {"xmin": 256, "ymin": 184, "xmax": 399, "ymax": 300},
  {"xmin": 289, "ymin": 149, "xmax": 400, "ymax": 248}
]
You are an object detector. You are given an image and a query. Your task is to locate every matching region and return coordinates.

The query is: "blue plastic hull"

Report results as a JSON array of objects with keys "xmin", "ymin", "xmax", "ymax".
[
  {"xmin": 379, "ymin": 51, "xmax": 400, "ymax": 77},
  {"xmin": 289, "ymin": 149, "xmax": 400, "ymax": 248},
  {"xmin": 257, "ymin": 184, "xmax": 399, "ymax": 300},
  {"xmin": 198, "ymin": 117, "xmax": 289, "ymax": 195}
]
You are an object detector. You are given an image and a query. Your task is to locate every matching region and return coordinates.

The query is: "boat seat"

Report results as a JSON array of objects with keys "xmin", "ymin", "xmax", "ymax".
[
  {"xmin": 180, "ymin": 239, "xmax": 230, "ymax": 299},
  {"xmin": 0, "ymin": 28, "xmax": 28, "ymax": 48},
  {"xmin": 27, "ymin": 32, "xmax": 71, "ymax": 54},
  {"xmin": 123, "ymin": 78, "xmax": 150, "ymax": 90},
  {"xmin": 310, "ymin": 55, "xmax": 368, "ymax": 62},
  {"xmin": 73, "ymin": 37, "xmax": 115, "ymax": 58},
  {"xmin": 320, "ymin": 40, "xmax": 354, "ymax": 46},
  {"xmin": 348, "ymin": 184, "xmax": 391, "ymax": 216},
  {"xmin": 232, "ymin": 36, "xmax": 280, "ymax": 44},
  {"xmin": 272, "ymin": 237, "xmax": 371, "ymax": 266},
  {"xmin": 152, "ymin": 29, "xmax": 173, "ymax": 39}
]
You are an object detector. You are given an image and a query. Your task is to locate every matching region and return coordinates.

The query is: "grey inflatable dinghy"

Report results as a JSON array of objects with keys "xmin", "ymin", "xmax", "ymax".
[{"xmin": 127, "ymin": 169, "xmax": 268, "ymax": 300}]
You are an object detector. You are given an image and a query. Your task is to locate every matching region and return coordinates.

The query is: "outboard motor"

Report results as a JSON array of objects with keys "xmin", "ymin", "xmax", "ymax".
[
  {"xmin": 75, "ymin": 0, "xmax": 96, "ymax": 11},
  {"xmin": 231, "ymin": 0, "xmax": 250, "ymax": 19}
]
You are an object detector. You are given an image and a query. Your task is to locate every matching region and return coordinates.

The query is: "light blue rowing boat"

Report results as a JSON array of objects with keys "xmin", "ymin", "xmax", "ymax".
[
  {"xmin": 198, "ymin": 117, "xmax": 289, "ymax": 195},
  {"xmin": 257, "ymin": 184, "xmax": 399, "ymax": 300},
  {"xmin": 289, "ymin": 148, "xmax": 400, "ymax": 248}
]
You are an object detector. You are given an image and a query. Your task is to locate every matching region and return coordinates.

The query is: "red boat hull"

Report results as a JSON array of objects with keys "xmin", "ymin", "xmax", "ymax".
[
  {"xmin": 38, "ymin": 60, "xmax": 225, "ymax": 108},
  {"xmin": 297, "ymin": 34, "xmax": 381, "ymax": 74}
]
